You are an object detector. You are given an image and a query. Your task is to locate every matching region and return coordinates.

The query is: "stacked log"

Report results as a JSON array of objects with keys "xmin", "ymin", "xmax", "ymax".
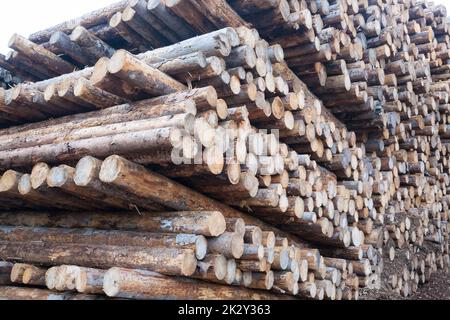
[
  {"xmin": 0, "ymin": 0, "xmax": 449, "ymax": 300},
  {"xmin": 222, "ymin": 0, "xmax": 450, "ymax": 298},
  {"xmin": 0, "ymin": 155, "xmax": 326, "ymax": 299},
  {"xmin": 0, "ymin": 25, "xmax": 376, "ymax": 298},
  {"xmin": 138, "ymin": 0, "xmax": 449, "ymax": 299}
]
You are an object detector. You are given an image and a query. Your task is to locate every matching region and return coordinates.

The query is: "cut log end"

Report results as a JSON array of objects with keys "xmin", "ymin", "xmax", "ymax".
[
  {"xmin": 18, "ymin": 174, "xmax": 32, "ymax": 195},
  {"xmin": 70, "ymin": 26, "xmax": 86, "ymax": 42},
  {"xmin": 8, "ymin": 33, "xmax": 20, "ymax": 48},
  {"xmin": 208, "ymin": 211, "xmax": 227, "ymax": 237},
  {"xmin": 99, "ymin": 155, "xmax": 126, "ymax": 183},
  {"xmin": 181, "ymin": 251, "xmax": 198, "ymax": 276},
  {"xmin": 0, "ymin": 170, "xmax": 20, "ymax": 191}
]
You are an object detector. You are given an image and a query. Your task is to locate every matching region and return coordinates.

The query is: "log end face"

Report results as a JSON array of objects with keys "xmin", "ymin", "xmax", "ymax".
[
  {"xmin": 22, "ymin": 268, "xmax": 34, "ymax": 285},
  {"xmin": 242, "ymin": 271, "xmax": 252, "ymax": 287},
  {"xmin": 10, "ymin": 264, "xmax": 25, "ymax": 283},
  {"xmin": 225, "ymin": 259, "xmax": 236, "ymax": 285},
  {"xmin": 147, "ymin": 0, "xmax": 161, "ymax": 10},
  {"xmin": 309, "ymin": 283, "xmax": 317, "ymax": 299},
  {"xmin": 226, "ymin": 157, "xmax": 241, "ymax": 185},
  {"xmin": 265, "ymin": 232, "xmax": 276, "ymax": 249},
  {"xmin": 257, "ymin": 245, "xmax": 265, "ymax": 260},
  {"xmin": 212, "ymin": 254, "xmax": 228, "ymax": 281},
  {"xmin": 230, "ymin": 76, "xmax": 241, "ymax": 95},
  {"xmin": 342, "ymin": 230, "xmax": 351, "ymax": 248},
  {"xmin": 121, "ymin": 7, "xmax": 136, "ymax": 22},
  {"xmin": 280, "ymin": 249, "xmax": 290, "ymax": 270},
  {"xmin": 164, "ymin": 0, "xmax": 181, "ymax": 7},
  {"xmin": 272, "ymin": 44, "xmax": 285, "ymax": 62}
]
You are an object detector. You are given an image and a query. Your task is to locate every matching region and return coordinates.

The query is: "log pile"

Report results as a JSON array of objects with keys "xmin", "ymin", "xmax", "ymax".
[{"xmin": 0, "ymin": 0, "xmax": 449, "ymax": 300}]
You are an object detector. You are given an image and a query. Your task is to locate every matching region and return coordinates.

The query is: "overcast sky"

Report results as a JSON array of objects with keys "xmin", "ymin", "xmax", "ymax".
[{"xmin": 0, "ymin": 0, "xmax": 450, "ymax": 54}]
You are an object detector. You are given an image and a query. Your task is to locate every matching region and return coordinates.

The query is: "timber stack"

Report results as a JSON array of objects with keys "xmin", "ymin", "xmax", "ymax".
[{"xmin": 0, "ymin": 0, "xmax": 448, "ymax": 300}]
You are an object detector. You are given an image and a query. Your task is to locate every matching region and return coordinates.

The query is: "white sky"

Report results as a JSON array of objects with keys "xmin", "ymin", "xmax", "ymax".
[
  {"xmin": 0, "ymin": 0, "xmax": 117, "ymax": 54},
  {"xmin": 0, "ymin": 0, "xmax": 450, "ymax": 54}
]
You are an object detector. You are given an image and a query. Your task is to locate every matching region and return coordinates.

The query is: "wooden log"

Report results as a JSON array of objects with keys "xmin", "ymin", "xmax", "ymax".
[
  {"xmin": 75, "ymin": 267, "xmax": 106, "ymax": 294},
  {"xmin": 108, "ymin": 50, "xmax": 186, "ymax": 96},
  {"xmin": 208, "ymin": 232, "xmax": 244, "ymax": 259},
  {"xmin": 136, "ymin": 28, "xmax": 236, "ymax": 61},
  {"xmin": 162, "ymin": 0, "xmax": 217, "ymax": 34},
  {"xmin": 147, "ymin": 0, "xmax": 197, "ymax": 39},
  {"xmin": 0, "ymin": 99, "xmax": 197, "ymax": 152},
  {"xmin": 9, "ymin": 34, "xmax": 75, "ymax": 75},
  {"xmin": 73, "ymin": 77, "xmax": 129, "ymax": 109},
  {"xmin": 194, "ymin": 254, "xmax": 228, "ymax": 281},
  {"xmin": 0, "ymin": 241, "xmax": 198, "ymax": 277},
  {"xmin": 0, "ymin": 226, "xmax": 208, "ymax": 260},
  {"xmin": 0, "ymin": 210, "xmax": 225, "ymax": 238},
  {"xmin": 22, "ymin": 265, "xmax": 47, "ymax": 286},
  {"xmin": 103, "ymin": 268, "xmax": 291, "ymax": 299},
  {"xmin": 98, "ymin": 155, "xmax": 236, "ymax": 213},
  {"xmin": 70, "ymin": 26, "xmax": 115, "ymax": 60},
  {"xmin": 0, "ymin": 286, "xmax": 101, "ymax": 300},
  {"xmin": 0, "ymin": 262, "xmax": 13, "ymax": 285},
  {"xmin": 49, "ymin": 31, "xmax": 92, "ymax": 66},
  {"xmin": 10, "ymin": 263, "xmax": 30, "ymax": 283},
  {"xmin": 0, "ymin": 127, "xmax": 186, "ymax": 170},
  {"xmin": 29, "ymin": 0, "xmax": 131, "ymax": 43},
  {"xmin": 109, "ymin": 12, "xmax": 150, "ymax": 52},
  {"xmin": 121, "ymin": 7, "xmax": 168, "ymax": 48}
]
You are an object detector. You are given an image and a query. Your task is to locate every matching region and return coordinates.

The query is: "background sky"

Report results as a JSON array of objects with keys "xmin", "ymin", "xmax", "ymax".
[
  {"xmin": 0, "ymin": 0, "xmax": 117, "ymax": 54},
  {"xmin": 0, "ymin": 0, "xmax": 449, "ymax": 54}
]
